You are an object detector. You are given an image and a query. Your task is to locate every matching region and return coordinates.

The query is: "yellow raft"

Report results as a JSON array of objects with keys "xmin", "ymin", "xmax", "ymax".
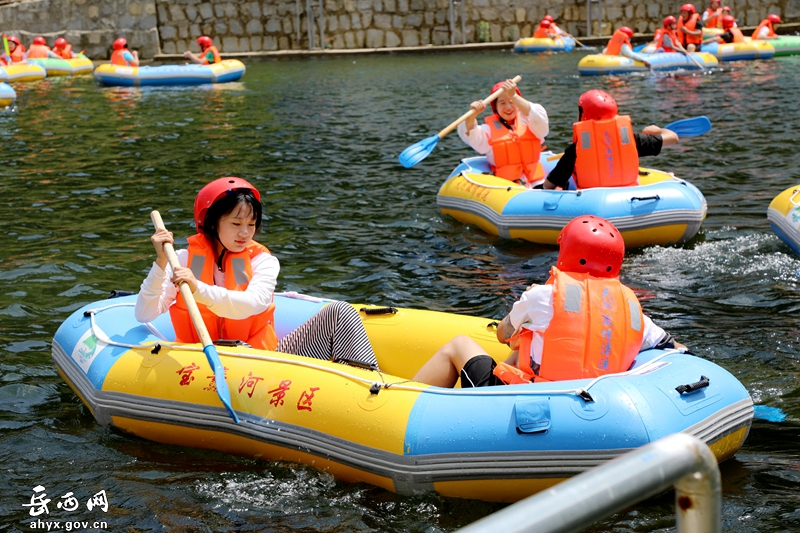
[
  {"xmin": 767, "ymin": 184, "xmax": 800, "ymax": 255},
  {"xmin": 0, "ymin": 62, "xmax": 47, "ymax": 83}
]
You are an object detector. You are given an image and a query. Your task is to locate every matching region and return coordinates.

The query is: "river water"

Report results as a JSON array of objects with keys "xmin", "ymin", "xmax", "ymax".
[{"xmin": 1, "ymin": 50, "xmax": 799, "ymax": 532}]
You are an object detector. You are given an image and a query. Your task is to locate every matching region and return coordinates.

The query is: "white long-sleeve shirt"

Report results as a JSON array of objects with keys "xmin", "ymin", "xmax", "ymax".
[
  {"xmin": 456, "ymin": 105, "xmax": 549, "ymax": 174},
  {"xmin": 134, "ymin": 248, "xmax": 280, "ymax": 323},
  {"xmin": 507, "ymin": 284, "xmax": 669, "ymax": 365}
]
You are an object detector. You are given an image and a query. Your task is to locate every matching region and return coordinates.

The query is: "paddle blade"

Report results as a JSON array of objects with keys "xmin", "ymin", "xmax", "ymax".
[
  {"xmin": 204, "ymin": 344, "xmax": 241, "ymax": 424},
  {"xmin": 664, "ymin": 116, "xmax": 712, "ymax": 137},
  {"xmin": 398, "ymin": 134, "xmax": 440, "ymax": 168},
  {"xmin": 753, "ymin": 405, "xmax": 786, "ymax": 423}
]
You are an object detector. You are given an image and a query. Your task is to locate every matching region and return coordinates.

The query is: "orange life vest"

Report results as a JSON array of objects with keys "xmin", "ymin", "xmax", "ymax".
[
  {"xmin": 200, "ymin": 45, "xmax": 222, "ymax": 64},
  {"xmin": 110, "ymin": 49, "xmax": 136, "ymax": 66},
  {"xmin": 9, "ymin": 46, "xmax": 24, "ymax": 63},
  {"xmin": 704, "ymin": 8, "xmax": 722, "ymax": 28},
  {"xmin": 571, "ymin": 115, "xmax": 639, "ymax": 189},
  {"xmin": 604, "ymin": 29, "xmax": 630, "ymax": 55},
  {"xmin": 53, "ymin": 44, "xmax": 72, "ymax": 59},
  {"xmin": 533, "ymin": 26, "xmax": 551, "ymax": 39},
  {"xmin": 657, "ymin": 28, "xmax": 679, "ymax": 52},
  {"xmin": 751, "ymin": 19, "xmax": 776, "ymax": 39},
  {"xmin": 677, "ymin": 13, "xmax": 703, "ymax": 45},
  {"xmin": 720, "ymin": 27, "xmax": 744, "ymax": 43},
  {"xmin": 169, "ymin": 234, "xmax": 278, "ymax": 350},
  {"xmin": 485, "ymin": 113, "xmax": 543, "ymax": 183},
  {"xmin": 493, "ymin": 268, "xmax": 644, "ymax": 384},
  {"xmin": 26, "ymin": 44, "xmax": 50, "ymax": 59}
]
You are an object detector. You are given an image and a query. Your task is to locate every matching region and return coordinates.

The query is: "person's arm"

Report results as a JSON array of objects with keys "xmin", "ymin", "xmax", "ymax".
[
  {"xmin": 457, "ymin": 109, "xmax": 491, "ymax": 155},
  {"xmin": 520, "ymin": 101, "xmax": 549, "ymax": 142},
  {"xmin": 183, "ymin": 50, "xmax": 202, "ymax": 64},
  {"xmin": 134, "ymin": 250, "xmax": 183, "ymax": 323},
  {"xmin": 620, "ymin": 44, "xmax": 652, "ymax": 68},
  {"xmin": 640, "ymin": 315, "xmax": 688, "ymax": 351},
  {"xmin": 193, "ymin": 252, "xmax": 280, "ymax": 319},
  {"xmin": 640, "ymin": 126, "xmax": 679, "ymax": 148},
  {"xmin": 543, "ymin": 143, "xmax": 577, "ymax": 189}
]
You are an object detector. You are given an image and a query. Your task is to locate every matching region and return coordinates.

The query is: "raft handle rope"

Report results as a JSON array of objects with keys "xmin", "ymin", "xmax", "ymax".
[
  {"xmin": 459, "ymin": 171, "xmax": 528, "ymax": 191},
  {"xmin": 631, "ymin": 195, "xmax": 661, "ymax": 202},
  {"xmin": 80, "ymin": 302, "xmax": 681, "ymax": 400},
  {"xmin": 675, "ymin": 375, "xmax": 710, "ymax": 394},
  {"xmin": 790, "ymin": 188, "xmax": 800, "ymax": 206},
  {"xmin": 360, "ymin": 306, "xmax": 397, "ymax": 316}
]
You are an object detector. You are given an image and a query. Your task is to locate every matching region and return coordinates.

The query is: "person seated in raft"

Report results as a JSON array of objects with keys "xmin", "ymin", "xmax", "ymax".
[
  {"xmin": 533, "ymin": 19, "xmax": 559, "ymax": 40},
  {"xmin": 703, "ymin": 15, "xmax": 744, "ymax": 44},
  {"xmin": 456, "ymin": 78, "xmax": 549, "ymax": 188},
  {"xmin": 52, "ymin": 37, "xmax": 76, "ymax": 59},
  {"xmin": 702, "ymin": 0, "xmax": 723, "ymax": 28},
  {"xmin": 752, "ymin": 14, "xmax": 781, "ymax": 40},
  {"xmin": 412, "ymin": 215, "xmax": 687, "ymax": 388},
  {"xmin": 653, "ymin": 16, "xmax": 690, "ymax": 53},
  {"xmin": 677, "ymin": 3, "xmax": 704, "ymax": 52},
  {"xmin": 720, "ymin": 6, "xmax": 738, "ymax": 26},
  {"xmin": 110, "ymin": 37, "xmax": 139, "ymax": 67},
  {"xmin": 184, "ymin": 35, "xmax": 221, "ymax": 65},
  {"xmin": 0, "ymin": 35, "xmax": 25, "ymax": 65},
  {"xmin": 539, "ymin": 90, "xmax": 679, "ymax": 191},
  {"xmin": 134, "ymin": 177, "xmax": 380, "ymax": 370},
  {"xmin": 26, "ymin": 36, "xmax": 61, "ymax": 59},
  {"xmin": 602, "ymin": 26, "xmax": 652, "ymax": 69},
  {"xmin": 542, "ymin": 15, "xmax": 568, "ymax": 37}
]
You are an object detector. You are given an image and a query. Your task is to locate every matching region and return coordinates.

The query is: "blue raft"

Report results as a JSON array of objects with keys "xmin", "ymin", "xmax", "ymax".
[{"xmin": 93, "ymin": 59, "xmax": 245, "ymax": 87}]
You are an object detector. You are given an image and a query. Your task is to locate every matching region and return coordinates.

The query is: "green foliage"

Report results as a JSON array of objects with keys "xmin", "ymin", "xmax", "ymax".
[{"xmin": 477, "ymin": 20, "xmax": 490, "ymax": 42}]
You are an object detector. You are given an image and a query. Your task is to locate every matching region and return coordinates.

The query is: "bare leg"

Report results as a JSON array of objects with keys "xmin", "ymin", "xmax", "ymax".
[{"xmin": 412, "ymin": 335, "xmax": 488, "ymax": 388}]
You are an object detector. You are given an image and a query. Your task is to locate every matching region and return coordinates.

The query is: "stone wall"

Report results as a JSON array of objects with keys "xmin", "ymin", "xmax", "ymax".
[
  {"xmin": 1, "ymin": 0, "xmax": 797, "ymax": 58},
  {"xmin": 0, "ymin": 0, "xmax": 159, "ymax": 58}
]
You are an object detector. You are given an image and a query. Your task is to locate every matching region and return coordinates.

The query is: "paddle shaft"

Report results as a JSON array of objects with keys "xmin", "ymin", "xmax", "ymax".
[
  {"xmin": 2, "ymin": 34, "xmax": 9, "ymax": 59},
  {"xmin": 437, "ymin": 74, "xmax": 522, "ymax": 139},
  {"xmin": 149, "ymin": 211, "xmax": 214, "ymax": 348},
  {"xmin": 680, "ymin": 48, "xmax": 705, "ymax": 69}
]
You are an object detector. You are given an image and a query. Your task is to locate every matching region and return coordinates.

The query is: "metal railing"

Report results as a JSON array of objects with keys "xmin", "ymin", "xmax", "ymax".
[{"xmin": 455, "ymin": 433, "xmax": 721, "ymax": 533}]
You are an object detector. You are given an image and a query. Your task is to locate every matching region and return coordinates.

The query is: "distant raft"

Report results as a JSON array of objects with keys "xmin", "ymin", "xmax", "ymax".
[
  {"xmin": 93, "ymin": 59, "xmax": 246, "ymax": 87},
  {"xmin": 28, "ymin": 56, "xmax": 94, "ymax": 76},
  {"xmin": 0, "ymin": 62, "xmax": 47, "ymax": 83},
  {"xmin": 766, "ymin": 35, "xmax": 800, "ymax": 57},
  {"xmin": 702, "ymin": 40, "xmax": 775, "ymax": 61},
  {"xmin": 0, "ymin": 82, "xmax": 16, "ymax": 107},
  {"xmin": 577, "ymin": 52, "xmax": 718, "ymax": 75},
  {"xmin": 514, "ymin": 36, "xmax": 576, "ymax": 52},
  {"xmin": 437, "ymin": 154, "xmax": 707, "ymax": 248},
  {"xmin": 767, "ymin": 184, "xmax": 800, "ymax": 255}
]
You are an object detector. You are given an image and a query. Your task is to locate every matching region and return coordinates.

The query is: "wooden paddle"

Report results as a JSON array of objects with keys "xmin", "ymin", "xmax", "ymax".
[
  {"xmin": 398, "ymin": 75, "xmax": 522, "ymax": 168},
  {"xmin": 150, "ymin": 210, "xmax": 241, "ymax": 424}
]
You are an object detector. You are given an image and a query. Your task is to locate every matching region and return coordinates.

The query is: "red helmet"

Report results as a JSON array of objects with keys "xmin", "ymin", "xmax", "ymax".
[
  {"xmin": 543, "ymin": 15, "xmax": 554, "ymax": 22},
  {"xmin": 721, "ymin": 5, "xmax": 731, "ymax": 11},
  {"xmin": 680, "ymin": 3, "xmax": 696, "ymax": 13},
  {"xmin": 490, "ymin": 80, "xmax": 522, "ymax": 114},
  {"xmin": 194, "ymin": 177, "xmax": 261, "ymax": 229},
  {"xmin": 33, "ymin": 36, "xmax": 46, "ymax": 45},
  {"xmin": 721, "ymin": 15, "xmax": 735, "ymax": 28},
  {"xmin": 619, "ymin": 26, "xmax": 634, "ymax": 38},
  {"xmin": 7, "ymin": 35, "xmax": 20, "ymax": 46},
  {"xmin": 663, "ymin": 15, "xmax": 677, "ymax": 27},
  {"xmin": 197, "ymin": 35, "xmax": 213, "ymax": 48},
  {"xmin": 578, "ymin": 90, "xmax": 618, "ymax": 121},
  {"xmin": 767, "ymin": 14, "xmax": 782, "ymax": 23},
  {"xmin": 54, "ymin": 37, "xmax": 67, "ymax": 48},
  {"xmin": 556, "ymin": 216, "xmax": 625, "ymax": 278},
  {"xmin": 112, "ymin": 37, "xmax": 127, "ymax": 50},
  {"xmin": 539, "ymin": 20, "xmax": 552, "ymax": 28}
]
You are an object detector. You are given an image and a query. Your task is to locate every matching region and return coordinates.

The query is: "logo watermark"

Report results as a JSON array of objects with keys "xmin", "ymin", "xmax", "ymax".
[{"xmin": 22, "ymin": 486, "xmax": 109, "ymax": 531}]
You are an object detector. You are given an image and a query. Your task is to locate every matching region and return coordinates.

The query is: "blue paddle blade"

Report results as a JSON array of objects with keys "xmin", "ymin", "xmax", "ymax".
[
  {"xmin": 663, "ymin": 116, "xmax": 712, "ymax": 137},
  {"xmin": 204, "ymin": 344, "xmax": 241, "ymax": 424},
  {"xmin": 632, "ymin": 43, "xmax": 646, "ymax": 52},
  {"xmin": 753, "ymin": 405, "xmax": 786, "ymax": 423},
  {"xmin": 398, "ymin": 134, "xmax": 440, "ymax": 168}
]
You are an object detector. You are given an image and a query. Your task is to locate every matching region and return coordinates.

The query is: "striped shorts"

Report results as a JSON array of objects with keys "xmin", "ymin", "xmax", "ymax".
[{"xmin": 276, "ymin": 300, "xmax": 379, "ymax": 371}]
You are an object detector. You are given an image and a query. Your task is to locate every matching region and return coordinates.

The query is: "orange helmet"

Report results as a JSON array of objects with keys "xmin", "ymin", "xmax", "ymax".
[
  {"xmin": 578, "ymin": 89, "xmax": 618, "ymax": 121},
  {"xmin": 663, "ymin": 15, "xmax": 677, "ymax": 27},
  {"xmin": 721, "ymin": 15, "xmax": 735, "ymax": 28},
  {"xmin": 194, "ymin": 177, "xmax": 261, "ymax": 230},
  {"xmin": 32, "ymin": 36, "xmax": 46, "ymax": 45},
  {"xmin": 680, "ymin": 3, "xmax": 696, "ymax": 13},
  {"xmin": 556, "ymin": 216, "xmax": 625, "ymax": 278},
  {"xmin": 54, "ymin": 37, "xmax": 67, "ymax": 48},
  {"xmin": 767, "ymin": 14, "xmax": 782, "ymax": 23},
  {"xmin": 112, "ymin": 37, "xmax": 127, "ymax": 50},
  {"xmin": 619, "ymin": 26, "xmax": 634, "ymax": 38},
  {"xmin": 197, "ymin": 35, "xmax": 213, "ymax": 48}
]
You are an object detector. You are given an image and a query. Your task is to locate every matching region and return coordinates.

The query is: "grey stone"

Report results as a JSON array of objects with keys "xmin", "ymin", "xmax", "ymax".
[
  {"xmin": 366, "ymin": 27, "xmax": 384, "ymax": 46},
  {"xmin": 374, "ymin": 13, "xmax": 392, "ymax": 28},
  {"xmin": 214, "ymin": 3, "xmax": 224, "ymax": 18},
  {"xmin": 345, "ymin": 30, "xmax": 356, "ymax": 47},
  {"xmin": 215, "ymin": 21, "xmax": 227, "ymax": 34},
  {"xmin": 222, "ymin": 35, "xmax": 239, "ymax": 51},
  {"xmin": 266, "ymin": 17, "xmax": 281, "ymax": 32},
  {"xmin": 333, "ymin": 33, "xmax": 345, "ymax": 47},
  {"xmin": 249, "ymin": 1, "xmax": 262, "ymax": 18},
  {"xmin": 247, "ymin": 19, "xmax": 264, "ymax": 34},
  {"xmin": 339, "ymin": 14, "xmax": 351, "ymax": 30},
  {"xmin": 351, "ymin": 12, "xmax": 362, "ymax": 29},
  {"xmin": 229, "ymin": 19, "xmax": 243, "ymax": 35},
  {"xmin": 362, "ymin": 11, "xmax": 374, "ymax": 26},
  {"xmin": 185, "ymin": 5, "xmax": 198, "ymax": 21},
  {"xmin": 406, "ymin": 13, "xmax": 422, "ymax": 26},
  {"xmin": 398, "ymin": 0, "xmax": 409, "ymax": 12},
  {"xmin": 239, "ymin": 37, "xmax": 250, "ymax": 51},
  {"xmin": 162, "ymin": 40, "xmax": 176, "ymax": 53},
  {"xmin": 178, "ymin": 22, "xmax": 189, "ymax": 38},
  {"xmin": 198, "ymin": 3, "xmax": 213, "ymax": 20},
  {"xmin": 249, "ymin": 35, "xmax": 262, "ymax": 49},
  {"xmin": 159, "ymin": 25, "xmax": 177, "ymax": 39},
  {"xmin": 327, "ymin": 15, "xmax": 338, "ymax": 31},
  {"xmin": 386, "ymin": 29, "xmax": 401, "ymax": 46},
  {"xmin": 384, "ymin": 0, "xmax": 396, "ymax": 11},
  {"xmin": 169, "ymin": 4, "xmax": 185, "ymax": 21},
  {"xmin": 401, "ymin": 28, "xmax": 419, "ymax": 45}
]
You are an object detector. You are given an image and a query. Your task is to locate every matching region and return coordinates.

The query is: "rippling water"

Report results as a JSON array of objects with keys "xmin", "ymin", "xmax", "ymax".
[{"xmin": 2, "ymin": 51, "xmax": 800, "ymax": 532}]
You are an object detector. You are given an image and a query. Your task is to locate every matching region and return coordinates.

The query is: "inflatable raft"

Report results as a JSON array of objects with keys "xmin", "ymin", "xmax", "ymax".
[
  {"xmin": 766, "ymin": 35, "xmax": 800, "ymax": 56},
  {"xmin": 52, "ymin": 291, "xmax": 753, "ymax": 502},
  {"xmin": 0, "ymin": 82, "xmax": 16, "ymax": 107},
  {"xmin": 514, "ymin": 36, "xmax": 575, "ymax": 52},
  {"xmin": 437, "ymin": 154, "xmax": 707, "ymax": 248},
  {"xmin": 702, "ymin": 39, "xmax": 775, "ymax": 60},
  {"xmin": 578, "ymin": 51, "xmax": 718, "ymax": 75},
  {"xmin": 767, "ymin": 184, "xmax": 800, "ymax": 255},
  {"xmin": 0, "ymin": 62, "xmax": 46, "ymax": 83},
  {"xmin": 93, "ymin": 59, "xmax": 246, "ymax": 87},
  {"xmin": 28, "ymin": 56, "xmax": 93, "ymax": 76}
]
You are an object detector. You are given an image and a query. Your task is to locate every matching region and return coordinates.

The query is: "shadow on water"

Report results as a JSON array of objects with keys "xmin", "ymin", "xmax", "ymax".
[{"xmin": 1, "ymin": 50, "xmax": 800, "ymax": 531}]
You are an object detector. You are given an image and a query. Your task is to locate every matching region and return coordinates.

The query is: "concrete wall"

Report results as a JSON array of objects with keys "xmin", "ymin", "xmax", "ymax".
[{"xmin": 0, "ymin": 0, "xmax": 796, "ymax": 58}]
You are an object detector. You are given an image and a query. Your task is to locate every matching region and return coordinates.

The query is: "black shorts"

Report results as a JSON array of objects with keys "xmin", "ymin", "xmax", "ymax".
[{"xmin": 460, "ymin": 355, "xmax": 504, "ymax": 388}]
